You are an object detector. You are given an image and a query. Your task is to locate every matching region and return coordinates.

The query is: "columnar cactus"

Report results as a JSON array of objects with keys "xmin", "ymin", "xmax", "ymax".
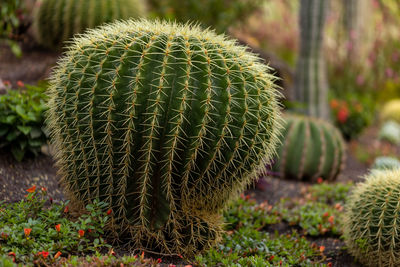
[
  {"xmin": 33, "ymin": 0, "xmax": 146, "ymax": 48},
  {"xmin": 46, "ymin": 20, "xmax": 282, "ymax": 255},
  {"xmin": 381, "ymin": 99, "xmax": 400, "ymax": 123},
  {"xmin": 272, "ymin": 114, "xmax": 345, "ymax": 182},
  {"xmin": 344, "ymin": 169, "xmax": 400, "ymax": 267},
  {"xmin": 294, "ymin": 0, "xmax": 330, "ymax": 119}
]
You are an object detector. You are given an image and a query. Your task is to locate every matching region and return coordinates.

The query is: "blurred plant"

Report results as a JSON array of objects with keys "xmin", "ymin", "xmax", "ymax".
[
  {"xmin": 378, "ymin": 120, "xmax": 400, "ymax": 145},
  {"xmin": 381, "ymin": 99, "xmax": 400, "ymax": 123},
  {"xmin": 148, "ymin": 0, "xmax": 263, "ymax": 33},
  {"xmin": 0, "ymin": 81, "xmax": 48, "ymax": 161},
  {"xmin": 0, "ymin": 0, "xmax": 29, "ymax": 58},
  {"xmin": 329, "ymin": 94, "xmax": 373, "ymax": 140},
  {"xmin": 371, "ymin": 156, "xmax": 400, "ymax": 170}
]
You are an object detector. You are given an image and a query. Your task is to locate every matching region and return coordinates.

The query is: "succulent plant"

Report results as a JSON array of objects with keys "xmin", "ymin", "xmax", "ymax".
[
  {"xmin": 294, "ymin": 0, "xmax": 330, "ymax": 119},
  {"xmin": 344, "ymin": 169, "xmax": 400, "ymax": 267},
  {"xmin": 381, "ymin": 99, "xmax": 400, "ymax": 124},
  {"xmin": 33, "ymin": 0, "xmax": 146, "ymax": 48},
  {"xmin": 372, "ymin": 156, "xmax": 400, "ymax": 171},
  {"xmin": 379, "ymin": 120, "xmax": 400, "ymax": 145},
  {"xmin": 271, "ymin": 114, "xmax": 346, "ymax": 182},
  {"xmin": 46, "ymin": 19, "xmax": 282, "ymax": 256}
]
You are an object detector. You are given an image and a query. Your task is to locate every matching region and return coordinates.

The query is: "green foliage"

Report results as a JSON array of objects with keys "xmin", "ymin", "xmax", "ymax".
[
  {"xmin": 55, "ymin": 254, "xmax": 157, "ymax": 267},
  {"xmin": 0, "ymin": 0, "xmax": 25, "ymax": 58},
  {"xmin": 46, "ymin": 20, "xmax": 282, "ymax": 256},
  {"xmin": 0, "ymin": 187, "xmax": 111, "ymax": 265},
  {"xmin": 148, "ymin": 0, "xmax": 263, "ymax": 33},
  {"xmin": 344, "ymin": 169, "xmax": 400, "ymax": 266},
  {"xmin": 308, "ymin": 181, "xmax": 353, "ymax": 204},
  {"xmin": 33, "ymin": 0, "xmax": 146, "ymax": 49},
  {"xmin": 372, "ymin": 156, "xmax": 400, "ymax": 171},
  {"xmin": 329, "ymin": 94, "xmax": 373, "ymax": 140},
  {"xmin": 0, "ymin": 82, "xmax": 48, "ymax": 161},
  {"xmin": 378, "ymin": 120, "xmax": 400, "ymax": 145},
  {"xmin": 272, "ymin": 114, "xmax": 346, "ymax": 182}
]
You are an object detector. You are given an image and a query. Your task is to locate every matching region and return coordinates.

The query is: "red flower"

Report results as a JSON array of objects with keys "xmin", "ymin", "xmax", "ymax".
[
  {"xmin": 107, "ymin": 209, "xmax": 112, "ymax": 215},
  {"xmin": 269, "ymin": 255, "xmax": 275, "ymax": 261},
  {"xmin": 64, "ymin": 206, "xmax": 69, "ymax": 213},
  {"xmin": 319, "ymin": 246, "xmax": 325, "ymax": 253},
  {"xmin": 3, "ymin": 80, "xmax": 10, "ymax": 86},
  {"xmin": 41, "ymin": 187, "xmax": 47, "ymax": 192},
  {"xmin": 317, "ymin": 177, "xmax": 323, "ymax": 184},
  {"xmin": 24, "ymin": 228, "xmax": 32, "ymax": 237},
  {"xmin": 322, "ymin": 212, "xmax": 329, "ymax": 218},
  {"xmin": 78, "ymin": 229, "xmax": 85, "ymax": 237},
  {"xmin": 55, "ymin": 224, "xmax": 61, "ymax": 232},
  {"xmin": 169, "ymin": 265, "xmax": 177, "ymax": 267},
  {"xmin": 17, "ymin": 81, "xmax": 24, "ymax": 87},
  {"xmin": 37, "ymin": 251, "xmax": 49, "ymax": 258},
  {"xmin": 327, "ymin": 263, "xmax": 332, "ymax": 267},
  {"xmin": 26, "ymin": 185, "xmax": 36, "ymax": 193},
  {"xmin": 8, "ymin": 252, "xmax": 16, "ymax": 257},
  {"xmin": 157, "ymin": 258, "xmax": 162, "ymax": 263},
  {"xmin": 54, "ymin": 251, "xmax": 62, "ymax": 259},
  {"xmin": 337, "ymin": 107, "xmax": 349, "ymax": 123}
]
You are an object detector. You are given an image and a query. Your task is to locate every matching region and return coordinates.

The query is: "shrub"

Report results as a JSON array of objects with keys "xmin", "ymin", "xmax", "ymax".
[
  {"xmin": 344, "ymin": 169, "xmax": 400, "ymax": 267},
  {"xmin": 46, "ymin": 19, "xmax": 282, "ymax": 256},
  {"xmin": 0, "ymin": 82, "xmax": 48, "ymax": 161},
  {"xmin": 272, "ymin": 114, "xmax": 346, "ymax": 182},
  {"xmin": 378, "ymin": 120, "xmax": 400, "ymax": 145},
  {"xmin": 33, "ymin": 0, "xmax": 146, "ymax": 48}
]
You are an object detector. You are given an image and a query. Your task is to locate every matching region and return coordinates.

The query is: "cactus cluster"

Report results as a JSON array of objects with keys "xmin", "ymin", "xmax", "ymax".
[
  {"xmin": 33, "ymin": 0, "xmax": 146, "ymax": 48},
  {"xmin": 344, "ymin": 169, "xmax": 400, "ymax": 267},
  {"xmin": 381, "ymin": 99, "xmax": 400, "ymax": 124},
  {"xmin": 46, "ymin": 19, "xmax": 282, "ymax": 256},
  {"xmin": 379, "ymin": 120, "xmax": 400, "ymax": 145},
  {"xmin": 272, "ymin": 114, "xmax": 346, "ymax": 182},
  {"xmin": 294, "ymin": 0, "xmax": 330, "ymax": 119},
  {"xmin": 372, "ymin": 156, "xmax": 400, "ymax": 171}
]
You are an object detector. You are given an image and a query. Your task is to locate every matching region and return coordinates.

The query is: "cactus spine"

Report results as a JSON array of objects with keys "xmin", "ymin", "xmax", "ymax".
[
  {"xmin": 272, "ymin": 114, "xmax": 345, "ymax": 182},
  {"xmin": 294, "ymin": 0, "xmax": 330, "ymax": 119},
  {"xmin": 344, "ymin": 169, "xmax": 400, "ymax": 267},
  {"xmin": 46, "ymin": 19, "xmax": 282, "ymax": 255},
  {"xmin": 33, "ymin": 0, "xmax": 146, "ymax": 48}
]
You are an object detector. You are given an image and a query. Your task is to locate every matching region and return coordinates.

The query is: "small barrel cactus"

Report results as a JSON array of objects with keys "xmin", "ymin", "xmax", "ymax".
[
  {"xmin": 272, "ymin": 114, "xmax": 346, "ymax": 182},
  {"xmin": 46, "ymin": 20, "xmax": 282, "ymax": 255},
  {"xmin": 344, "ymin": 169, "xmax": 400, "ymax": 267},
  {"xmin": 33, "ymin": 0, "xmax": 146, "ymax": 48},
  {"xmin": 379, "ymin": 120, "xmax": 400, "ymax": 145},
  {"xmin": 372, "ymin": 156, "xmax": 400, "ymax": 171},
  {"xmin": 381, "ymin": 99, "xmax": 400, "ymax": 123}
]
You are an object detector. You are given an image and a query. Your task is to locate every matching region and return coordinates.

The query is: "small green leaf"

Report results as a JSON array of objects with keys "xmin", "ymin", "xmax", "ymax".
[
  {"xmin": 30, "ymin": 127, "xmax": 42, "ymax": 139},
  {"xmin": 6, "ymin": 131, "xmax": 18, "ymax": 141},
  {"xmin": 17, "ymin": 125, "xmax": 32, "ymax": 135},
  {"xmin": 11, "ymin": 146, "xmax": 25, "ymax": 161}
]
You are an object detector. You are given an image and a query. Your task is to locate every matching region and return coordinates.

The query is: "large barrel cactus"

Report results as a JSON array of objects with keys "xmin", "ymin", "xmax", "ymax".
[
  {"xmin": 33, "ymin": 0, "xmax": 146, "ymax": 48},
  {"xmin": 344, "ymin": 169, "xmax": 400, "ymax": 267},
  {"xmin": 46, "ymin": 20, "xmax": 282, "ymax": 255},
  {"xmin": 381, "ymin": 99, "xmax": 400, "ymax": 124},
  {"xmin": 272, "ymin": 115, "xmax": 345, "ymax": 182}
]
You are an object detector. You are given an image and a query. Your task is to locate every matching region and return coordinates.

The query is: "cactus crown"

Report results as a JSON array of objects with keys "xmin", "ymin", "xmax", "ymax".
[
  {"xmin": 46, "ymin": 19, "xmax": 282, "ymax": 255},
  {"xmin": 272, "ymin": 114, "xmax": 345, "ymax": 182},
  {"xmin": 344, "ymin": 169, "xmax": 400, "ymax": 267},
  {"xmin": 33, "ymin": 0, "xmax": 146, "ymax": 48}
]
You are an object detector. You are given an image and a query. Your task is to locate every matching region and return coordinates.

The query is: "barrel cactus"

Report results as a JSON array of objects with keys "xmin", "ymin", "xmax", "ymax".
[
  {"xmin": 344, "ymin": 169, "xmax": 400, "ymax": 267},
  {"xmin": 372, "ymin": 156, "xmax": 400, "ymax": 171},
  {"xmin": 381, "ymin": 99, "xmax": 400, "ymax": 123},
  {"xmin": 46, "ymin": 20, "xmax": 282, "ymax": 255},
  {"xmin": 379, "ymin": 120, "xmax": 400, "ymax": 145},
  {"xmin": 33, "ymin": 0, "xmax": 146, "ymax": 48},
  {"xmin": 272, "ymin": 114, "xmax": 345, "ymax": 182}
]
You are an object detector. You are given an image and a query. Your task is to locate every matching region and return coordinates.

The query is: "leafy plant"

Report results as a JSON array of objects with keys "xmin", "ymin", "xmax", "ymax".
[
  {"xmin": 46, "ymin": 19, "xmax": 282, "ymax": 256},
  {"xmin": 307, "ymin": 181, "xmax": 353, "ymax": 204},
  {"xmin": 0, "ymin": 186, "xmax": 111, "ymax": 265},
  {"xmin": 0, "ymin": 82, "xmax": 48, "ymax": 161}
]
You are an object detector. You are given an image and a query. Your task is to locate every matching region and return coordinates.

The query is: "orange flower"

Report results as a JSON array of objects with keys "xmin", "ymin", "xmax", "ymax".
[
  {"xmin": 107, "ymin": 209, "xmax": 112, "ymax": 215},
  {"xmin": 24, "ymin": 228, "xmax": 32, "ymax": 237},
  {"xmin": 26, "ymin": 186, "xmax": 36, "ymax": 193},
  {"xmin": 3, "ymin": 80, "xmax": 10, "ymax": 86},
  {"xmin": 8, "ymin": 252, "xmax": 16, "ymax": 257},
  {"xmin": 54, "ymin": 251, "xmax": 62, "ymax": 259},
  {"xmin": 319, "ymin": 246, "xmax": 325, "ymax": 253},
  {"xmin": 41, "ymin": 187, "xmax": 47, "ymax": 192},
  {"xmin": 17, "ymin": 81, "xmax": 24, "ymax": 87},
  {"xmin": 37, "ymin": 251, "xmax": 49, "ymax": 258},
  {"xmin": 328, "ymin": 216, "xmax": 334, "ymax": 224},
  {"xmin": 78, "ymin": 229, "xmax": 85, "ymax": 237},
  {"xmin": 55, "ymin": 224, "xmax": 61, "ymax": 232},
  {"xmin": 64, "ymin": 206, "xmax": 69, "ymax": 213},
  {"xmin": 330, "ymin": 99, "xmax": 339, "ymax": 109}
]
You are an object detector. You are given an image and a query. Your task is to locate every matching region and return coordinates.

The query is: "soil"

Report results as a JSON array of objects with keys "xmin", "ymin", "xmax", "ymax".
[{"xmin": 0, "ymin": 42, "xmax": 387, "ymax": 267}]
